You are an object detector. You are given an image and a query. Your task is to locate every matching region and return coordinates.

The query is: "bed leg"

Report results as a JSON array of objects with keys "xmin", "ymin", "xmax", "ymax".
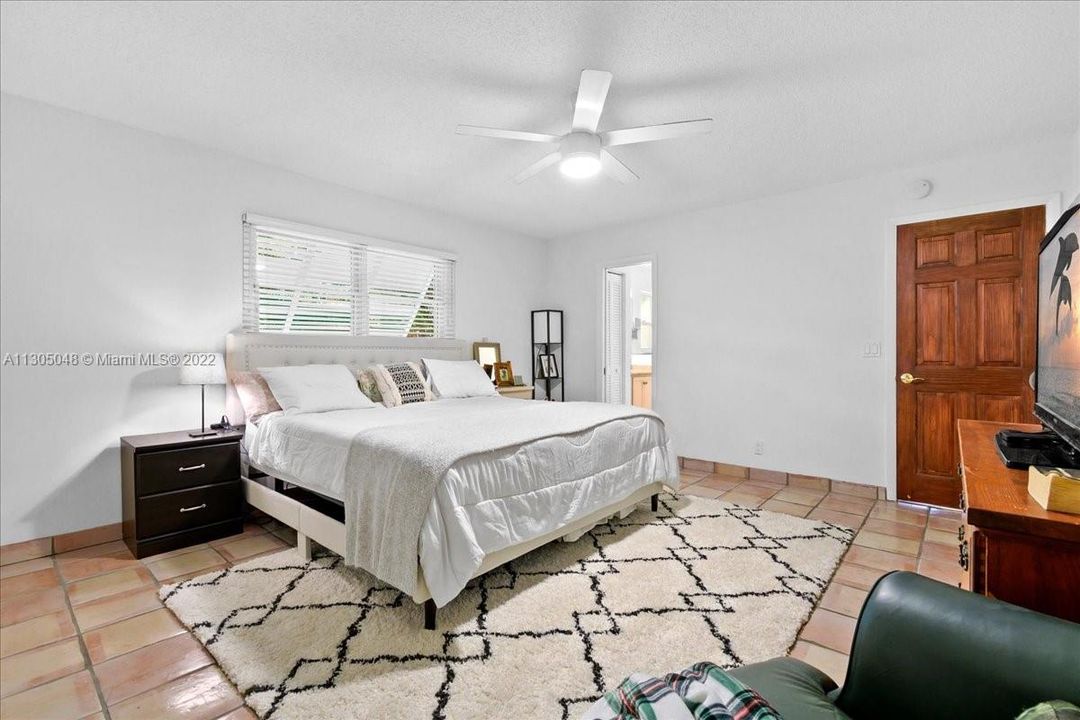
[
  {"xmin": 651, "ymin": 493, "xmax": 659, "ymax": 512},
  {"xmin": 423, "ymin": 599, "xmax": 437, "ymax": 630},
  {"xmin": 297, "ymin": 532, "xmax": 313, "ymax": 562}
]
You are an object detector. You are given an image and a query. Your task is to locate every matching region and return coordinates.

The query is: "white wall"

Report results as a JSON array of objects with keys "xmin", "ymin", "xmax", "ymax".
[
  {"xmin": 546, "ymin": 134, "xmax": 1077, "ymax": 493},
  {"xmin": 1071, "ymin": 128, "xmax": 1080, "ymax": 202},
  {"xmin": 0, "ymin": 94, "xmax": 546, "ymax": 544}
]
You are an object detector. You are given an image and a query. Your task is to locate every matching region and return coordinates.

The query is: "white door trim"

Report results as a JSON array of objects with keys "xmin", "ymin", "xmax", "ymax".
[
  {"xmin": 596, "ymin": 254, "xmax": 658, "ymax": 409},
  {"xmin": 882, "ymin": 192, "xmax": 1062, "ymax": 502}
]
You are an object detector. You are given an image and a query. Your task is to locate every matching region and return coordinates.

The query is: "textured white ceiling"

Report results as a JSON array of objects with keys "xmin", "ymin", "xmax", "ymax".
[{"xmin": 1, "ymin": 1, "xmax": 1077, "ymax": 238}]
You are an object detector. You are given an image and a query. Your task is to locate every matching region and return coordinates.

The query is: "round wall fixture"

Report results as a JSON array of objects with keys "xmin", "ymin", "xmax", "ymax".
[{"xmin": 909, "ymin": 179, "xmax": 933, "ymax": 199}]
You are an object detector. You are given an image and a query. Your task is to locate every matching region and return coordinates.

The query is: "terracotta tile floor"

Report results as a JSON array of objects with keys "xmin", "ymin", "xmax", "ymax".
[
  {"xmin": 0, "ymin": 522, "xmax": 294, "ymax": 720},
  {"xmin": 0, "ymin": 482, "xmax": 964, "ymax": 718}
]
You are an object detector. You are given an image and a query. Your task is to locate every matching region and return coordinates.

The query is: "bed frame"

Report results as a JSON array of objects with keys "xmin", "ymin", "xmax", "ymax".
[{"xmin": 226, "ymin": 332, "xmax": 663, "ymax": 629}]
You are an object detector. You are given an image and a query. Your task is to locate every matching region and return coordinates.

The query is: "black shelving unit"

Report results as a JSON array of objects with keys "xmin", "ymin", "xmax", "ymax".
[{"xmin": 531, "ymin": 309, "xmax": 564, "ymax": 401}]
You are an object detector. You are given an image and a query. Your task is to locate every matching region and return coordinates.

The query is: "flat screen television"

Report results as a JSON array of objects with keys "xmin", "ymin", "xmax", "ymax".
[
  {"xmin": 996, "ymin": 200, "xmax": 1080, "ymax": 468},
  {"xmin": 1035, "ymin": 200, "xmax": 1080, "ymax": 454}
]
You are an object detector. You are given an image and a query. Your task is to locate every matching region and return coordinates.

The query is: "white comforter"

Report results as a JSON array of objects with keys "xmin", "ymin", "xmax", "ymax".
[{"xmin": 244, "ymin": 397, "xmax": 678, "ymax": 604}]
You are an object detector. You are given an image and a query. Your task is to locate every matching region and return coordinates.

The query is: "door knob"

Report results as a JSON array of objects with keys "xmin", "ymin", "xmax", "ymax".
[{"xmin": 899, "ymin": 372, "xmax": 926, "ymax": 385}]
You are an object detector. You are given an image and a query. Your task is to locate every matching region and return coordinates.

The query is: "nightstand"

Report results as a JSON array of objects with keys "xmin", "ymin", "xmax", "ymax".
[
  {"xmin": 497, "ymin": 385, "xmax": 535, "ymax": 400},
  {"xmin": 121, "ymin": 428, "xmax": 245, "ymax": 559}
]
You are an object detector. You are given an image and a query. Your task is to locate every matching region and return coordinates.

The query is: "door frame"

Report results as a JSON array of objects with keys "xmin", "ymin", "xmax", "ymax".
[
  {"xmin": 597, "ymin": 254, "xmax": 658, "ymax": 409},
  {"xmin": 883, "ymin": 193, "xmax": 1061, "ymax": 502}
]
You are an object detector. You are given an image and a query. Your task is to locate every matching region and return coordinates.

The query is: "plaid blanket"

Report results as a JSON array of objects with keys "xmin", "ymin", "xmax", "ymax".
[{"xmin": 581, "ymin": 662, "xmax": 781, "ymax": 720}]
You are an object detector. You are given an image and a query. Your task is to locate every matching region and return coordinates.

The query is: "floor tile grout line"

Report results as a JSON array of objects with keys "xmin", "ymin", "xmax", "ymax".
[
  {"xmin": 796, "ymin": 639, "xmax": 851, "ymax": 658},
  {"xmin": 103, "ymin": 557, "xmax": 243, "ymax": 714},
  {"xmin": 54, "ymin": 558, "xmax": 114, "ymax": 720},
  {"xmin": 98, "ymin": 650, "xmax": 216, "ymax": 712},
  {"xmin": 80, "ymin": 554, "xmax": 246, "ymax": 713},
  {"xmin": 108, "ymin": 558, "xmax": 252, "ymax": 717},
  {"xmin": 74, "ymin": 600, "xmax": 166, "ymax": 636}
]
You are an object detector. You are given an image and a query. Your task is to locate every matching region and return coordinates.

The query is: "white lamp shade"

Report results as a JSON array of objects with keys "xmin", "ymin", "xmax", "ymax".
[{"xmin": 179, "ymin": 352, "xmax": 226, "ymax": 385}]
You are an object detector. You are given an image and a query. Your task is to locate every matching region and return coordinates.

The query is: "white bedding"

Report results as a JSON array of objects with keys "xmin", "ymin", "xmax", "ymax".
[{"xmin": 244, "ymin": 397, "xmax": 677, "ymax": 603}]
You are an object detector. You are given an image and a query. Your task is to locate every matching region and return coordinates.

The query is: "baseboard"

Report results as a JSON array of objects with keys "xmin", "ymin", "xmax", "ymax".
[
  {"xmin": 0, "ymin": 521, "xmax": 123, "ymax": 566},
  {"xmin": 678, "ymin": 456, "xmax": 888, "ymax": 500}
]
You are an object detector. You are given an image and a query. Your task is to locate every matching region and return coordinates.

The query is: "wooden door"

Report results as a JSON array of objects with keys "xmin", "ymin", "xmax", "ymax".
[{"xmin": 897, "ymin": 206, "xmax": 1043, "ymax": 506}]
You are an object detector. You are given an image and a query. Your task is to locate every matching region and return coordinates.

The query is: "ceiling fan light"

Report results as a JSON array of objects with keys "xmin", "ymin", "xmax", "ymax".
[{"xmin": 559, "ymin": 153, "xmax": 602, "ymax": 179}]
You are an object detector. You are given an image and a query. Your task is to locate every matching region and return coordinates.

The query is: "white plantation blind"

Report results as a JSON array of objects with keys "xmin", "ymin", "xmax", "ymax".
[
  {"xmin": 603, "ymin": 270, "xmax": 626, "ymax": 404},
  {"xmin": 242, "ymin": 215, "xmax": 455, "ymax": 338}
]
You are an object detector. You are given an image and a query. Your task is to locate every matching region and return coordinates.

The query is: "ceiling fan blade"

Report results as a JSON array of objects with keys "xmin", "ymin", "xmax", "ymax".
[
  {"xmin": 571, "ymin": 69, "xmax": 613, "ymax": 133},
  {"xmin": 601, "ymin": 118, "xmax": 714, "ymax": 147},
  {"xmin": 456, "ymin": 125, "xmax": 561, "ymax": 144},
  {"xmin": 513, "ymin": 152, "xmax": 562, "ymax": 184},
  {"xmin": 600, "ymin": 150, "xmax": 638, "ymax": 184}
]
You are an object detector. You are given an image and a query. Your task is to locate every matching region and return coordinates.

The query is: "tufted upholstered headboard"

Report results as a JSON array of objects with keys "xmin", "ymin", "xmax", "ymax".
[{"xmin": 224, "ymin": 332, "xmax": 469, "ymax": 423}]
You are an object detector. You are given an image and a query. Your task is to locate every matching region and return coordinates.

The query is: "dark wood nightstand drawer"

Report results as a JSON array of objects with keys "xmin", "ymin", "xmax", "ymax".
[
  {"xmin": 136, "ymin": 443, "xmax": 239, "ymax": 496},
  {"xmin": 136, "ymin": 481, "xmax": 243, "ymax": 539}
]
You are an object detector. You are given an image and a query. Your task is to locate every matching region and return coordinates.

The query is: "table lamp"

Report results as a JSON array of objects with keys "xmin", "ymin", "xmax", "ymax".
[{"xmin": 179, "ymin": 352, "xmax": 227, "ymax": 437}]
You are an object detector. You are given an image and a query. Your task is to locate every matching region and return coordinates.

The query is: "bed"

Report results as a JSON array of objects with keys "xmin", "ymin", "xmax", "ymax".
[{"xmin": 225, "ymin": 332, "xmax": 678, "ymax": 628}]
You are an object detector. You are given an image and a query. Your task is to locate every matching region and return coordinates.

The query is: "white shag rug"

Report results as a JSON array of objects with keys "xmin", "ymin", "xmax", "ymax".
[{"xmin": 161, "ymin": 494, "xmax": 853, "ymax": 720}]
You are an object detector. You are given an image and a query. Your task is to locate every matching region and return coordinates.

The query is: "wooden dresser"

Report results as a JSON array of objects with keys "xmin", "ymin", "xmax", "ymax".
[{"xmin": 958, "ymin": 420, "xmax": 1080, "ymax": 622}]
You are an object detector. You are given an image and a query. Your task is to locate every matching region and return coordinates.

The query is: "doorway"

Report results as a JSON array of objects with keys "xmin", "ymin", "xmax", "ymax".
[
  {"xmin": 603, "ymin": 261, "xmax": 653, "ymax": 408},
  {"xmin": 896, "ymin": 205, "xmax": 1043, "ymax": 506}
]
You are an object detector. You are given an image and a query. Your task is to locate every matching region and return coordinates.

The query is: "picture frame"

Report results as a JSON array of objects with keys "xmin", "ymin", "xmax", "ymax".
[
  {"xmin": 537, "ymin": 353, "xmax": 559, "ymax": 379},
  {"xmin": 492, "ymin": 361, "xmax": 515, "ymax": 387}
]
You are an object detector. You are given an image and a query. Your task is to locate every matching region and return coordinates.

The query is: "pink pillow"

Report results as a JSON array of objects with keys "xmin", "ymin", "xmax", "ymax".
[{"xmin": 231, "ymin": 370, "xmax": 282, "ymax": 425}]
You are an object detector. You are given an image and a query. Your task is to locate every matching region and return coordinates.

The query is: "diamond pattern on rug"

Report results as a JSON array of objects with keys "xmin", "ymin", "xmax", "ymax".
[{"xmin": 160, "ymin": 494, "xmax": 853, "ymax": 720}]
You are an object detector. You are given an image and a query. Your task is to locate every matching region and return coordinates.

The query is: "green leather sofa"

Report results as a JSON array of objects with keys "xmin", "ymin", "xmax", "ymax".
[{"xmin": 729, "ymin": 571, "xmax": 1080, "ymax": 720}]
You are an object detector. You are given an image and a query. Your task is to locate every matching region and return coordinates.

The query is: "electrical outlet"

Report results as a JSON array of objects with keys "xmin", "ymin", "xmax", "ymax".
[{"xmin": 753, "ymin": 441, "xmax": 765, "ymax": 455}]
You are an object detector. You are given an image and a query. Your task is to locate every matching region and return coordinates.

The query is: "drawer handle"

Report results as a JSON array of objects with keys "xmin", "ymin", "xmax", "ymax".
[
  {"xmin": 179, "ymin": 503, "xmax": 207, "ymax": 513},
  {"xmin": 178, "ymin": 464, "xmax": 206, "ymax": 472}
]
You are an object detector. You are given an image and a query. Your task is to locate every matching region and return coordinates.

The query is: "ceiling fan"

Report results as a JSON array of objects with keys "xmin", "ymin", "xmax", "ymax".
[{"xmin": 456, "ymin": 69, "xmax": 713, "ymax": 184}]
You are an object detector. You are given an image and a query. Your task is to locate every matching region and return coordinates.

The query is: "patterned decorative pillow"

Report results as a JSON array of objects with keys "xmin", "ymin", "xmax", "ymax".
[
  {"xmin": 371, "ymin": 362, "xmax": 434, "ymax": 407},
  {"xmin": 231, "ymin": 370, "xmax": 282, "ymax": 425},
  {"xmin": 356, "ymin": 368, "xmax": 383, "ymax": 404}
]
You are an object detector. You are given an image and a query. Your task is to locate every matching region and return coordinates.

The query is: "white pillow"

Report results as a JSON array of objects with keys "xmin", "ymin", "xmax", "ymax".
[
  {"xmin": 258, "ymin": 364, "xmax": 375, "ymax": 415},
  {"xmin": 422, "ymin": 358, "xmax": 499, "ymax": 399}
]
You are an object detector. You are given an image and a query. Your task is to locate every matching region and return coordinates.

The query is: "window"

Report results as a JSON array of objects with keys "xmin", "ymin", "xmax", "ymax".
[{"xmin": 242, "ymin": 214, "xmax": 455, "ymax": 338}]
